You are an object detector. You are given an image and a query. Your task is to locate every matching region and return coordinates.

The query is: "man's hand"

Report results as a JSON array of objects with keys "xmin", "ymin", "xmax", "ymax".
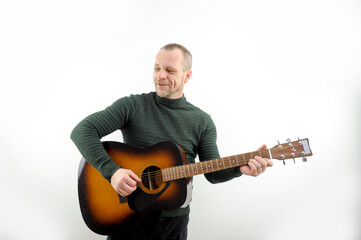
[
  {"xmin": 240, "ymin": 144, "xmax": 273, "ymax": 177},
  {"xmin": 110, "ymin": 168, "xmax": 142, "ymax": 197}
]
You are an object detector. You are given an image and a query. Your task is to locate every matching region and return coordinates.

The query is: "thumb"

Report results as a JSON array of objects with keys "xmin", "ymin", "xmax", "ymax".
[{"xmin": 258, "ymin": 144, "xmax": 267, "ymax": 150}]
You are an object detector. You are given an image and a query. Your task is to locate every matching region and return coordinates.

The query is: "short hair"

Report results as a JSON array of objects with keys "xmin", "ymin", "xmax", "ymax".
[{"xmin": 160, "ymin": 43, "xmax": 192, "ymax": 71}]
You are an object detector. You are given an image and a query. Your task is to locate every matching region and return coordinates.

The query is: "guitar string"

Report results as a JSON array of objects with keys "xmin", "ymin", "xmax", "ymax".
[
  {"xmin": 138, "ymin": 149, "xmax": 273, "ymax": 181},
  {"xmin": 138, "ymin": 151, "xmax": 270, "ymax": 181},
  {"xmin": 137, "ymin": 143, "xmax": 304, "ymax": 182},
  {"xmin": 137, "ymin": 149, "xmax": 273, "ymax": 182}
]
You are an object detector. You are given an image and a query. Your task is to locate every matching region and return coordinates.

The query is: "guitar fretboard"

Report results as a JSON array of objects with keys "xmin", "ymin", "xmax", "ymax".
[{"xmin": 162, "ymin": 149, "xmax": 271, "ymax": 182}]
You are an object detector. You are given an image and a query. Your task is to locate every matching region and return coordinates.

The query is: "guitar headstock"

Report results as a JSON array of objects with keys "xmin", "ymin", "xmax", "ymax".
[{"xmin": 270, "ymin": 138, "xmax": 312, "ymax": 164}]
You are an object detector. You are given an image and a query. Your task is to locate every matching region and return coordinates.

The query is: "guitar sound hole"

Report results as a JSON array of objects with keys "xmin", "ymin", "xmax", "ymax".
[{"xmin": 141, "ymin": 166, "xmax": 163, "ymax": 191}]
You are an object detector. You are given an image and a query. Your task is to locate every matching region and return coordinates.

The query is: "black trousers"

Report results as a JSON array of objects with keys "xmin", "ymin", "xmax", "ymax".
[{"xmin": 107, "ymin": 214, "xmax": 189, "ymax": 240}]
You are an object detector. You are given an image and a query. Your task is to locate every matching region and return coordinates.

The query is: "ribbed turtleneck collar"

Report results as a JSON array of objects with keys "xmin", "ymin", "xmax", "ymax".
[{"xmin": 154, "ymin": 92, "xmax": 187, "ymax": 108}]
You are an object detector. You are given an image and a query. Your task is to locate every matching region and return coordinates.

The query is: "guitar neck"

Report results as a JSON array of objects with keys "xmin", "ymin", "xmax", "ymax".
[{"xmin": 162, "ymin": 149, "xmax": 271, "ymax": 182}]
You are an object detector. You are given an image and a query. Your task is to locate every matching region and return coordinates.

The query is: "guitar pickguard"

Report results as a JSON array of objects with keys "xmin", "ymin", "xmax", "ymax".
[{"xmin": 128, "ymin": 181, "xmax": 170, "ymax": 211}]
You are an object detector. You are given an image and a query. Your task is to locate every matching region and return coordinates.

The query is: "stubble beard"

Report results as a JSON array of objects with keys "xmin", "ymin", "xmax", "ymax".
[
  {"xmin": 155, "ymin": 86, "xmax": 170, "ymax": 98},
  {"xmin": 156, "ymin": 91, "xmax": 169, "ymax": 98}
]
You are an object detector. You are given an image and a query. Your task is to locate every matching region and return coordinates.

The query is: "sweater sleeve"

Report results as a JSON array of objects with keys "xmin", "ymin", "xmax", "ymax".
[
  {"xmin": 198, "ymin": 116, "xmax": 242, "ymax": 184},
  {"xmin": 70, "ymin": 96, "xmax": 138, "ymax": 181}
]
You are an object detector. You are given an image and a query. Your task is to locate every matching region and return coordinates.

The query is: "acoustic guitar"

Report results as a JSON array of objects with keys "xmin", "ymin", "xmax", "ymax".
[{"xmin": 78, "ymin": 138, "xmax": 312, "ymax": 235}]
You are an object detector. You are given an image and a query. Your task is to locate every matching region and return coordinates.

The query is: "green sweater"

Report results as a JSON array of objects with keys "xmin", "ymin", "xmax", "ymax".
[{"xmin": 71, "ymin": 92, "xmax": 242, "ymax": 216}]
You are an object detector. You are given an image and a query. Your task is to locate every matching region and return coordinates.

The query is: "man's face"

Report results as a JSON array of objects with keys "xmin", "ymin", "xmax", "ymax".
[{"xmin": 153, "ymin": 49, "xmax": 192, "ymax": 99}]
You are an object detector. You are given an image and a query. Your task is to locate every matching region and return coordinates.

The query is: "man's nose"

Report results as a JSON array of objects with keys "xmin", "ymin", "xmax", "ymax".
[{"xmin": 158, "ymin": 69, "xmax": 167, "ymax": 79}]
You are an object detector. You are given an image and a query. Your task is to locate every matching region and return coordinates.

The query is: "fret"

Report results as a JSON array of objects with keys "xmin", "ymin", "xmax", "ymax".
[
  {"xmin": 179, "ymin": 166, "xmax": 184, "ymax": 178},
  {"xmin": 264, "ymin": 149, "xmax": 270, "ymax": 159},
  {"xmin": 198, "ymin": 163, "xmax": 202, "ymax": 173},
  {"xmin": 193, "ymin": 165, "xmax": 197, "ymax": 175},
  {"xmin": 176, "ymin": 166, "xmax": 180, "ymax": 179},
  {"xmin": 170, "ymin": 167, "xmax": 174, "ymax": 180},
  {"xmin": 220, "ymin": 158, "xmax": 225, "ymax": 169},
  {"xmin": 202, "ymin": 162, "xmax": 207, "ymax": 174},
  {"xmin": 174, "ymin": 167, "xmax": 178, "ymax": 179},
  {"xmin": 176, "ymin": 166, "xmax": 181, "ymax": 179},
  {"xmin": 165, "ymin": 168, "xmax": 169, "ymax": 182},
  {"xmin": 187, "ymin": 164, "xmax": 191, "ymax": 178},
  {"xmin": 162, "ymin": 169, "xmax": 166, "ymax": 182},
  {"xmin": 207, "ymin": 161, "xmax": 211, "ymax": 173},
  {"xmin": 166, "ymin": 168, "xmax": 170, "ymax": 181}
]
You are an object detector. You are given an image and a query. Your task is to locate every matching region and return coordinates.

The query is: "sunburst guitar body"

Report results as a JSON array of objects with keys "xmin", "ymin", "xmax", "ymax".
[{"xmin": 78, "ymin": 141, "xmax": 189, "ymax": 235}]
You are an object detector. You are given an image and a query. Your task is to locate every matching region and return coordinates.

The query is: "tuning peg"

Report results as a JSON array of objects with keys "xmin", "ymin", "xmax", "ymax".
[
  {"xmin": 286, "ymin": 138, "xmax": 291, "ymax": 143},
  {"xmin": 302, "ymin": 157, "xmax": 307, "ymax": 162},
  {"xmin": 280, "ymin": 153, "xmax": 286, "ymax": 165},
  {"xmin": 290, "ymin": 153, "xmax": 296, "ymax": 164}
]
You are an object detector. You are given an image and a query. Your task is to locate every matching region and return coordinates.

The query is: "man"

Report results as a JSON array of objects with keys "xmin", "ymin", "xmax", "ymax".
[{"xmin": 71, "ymin": 43, "xmax": 273, "ymax": 239}]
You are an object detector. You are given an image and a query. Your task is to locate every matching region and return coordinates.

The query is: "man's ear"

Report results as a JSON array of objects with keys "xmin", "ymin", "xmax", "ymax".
[{"xmin": 184, "ymin": 69, "xmax": 192, "ymax": 83}]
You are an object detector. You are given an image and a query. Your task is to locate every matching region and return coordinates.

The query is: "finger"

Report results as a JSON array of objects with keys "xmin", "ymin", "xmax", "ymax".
[
  {"xmin": 248, "ymin": 159, "xmax": 262, "ymax": 175},
  {"xmin": 239, "ymin": 165, "xmax": 251, "ymax": 175},
  {"xmin": 118, "ymin": 181, "xmax": 138, "ymax": 196},
  {"xmin": 254, "ymin": 156, "xmax": 267, "ymax": 172},
  {"xmin": 123, "ymin": 176, "xmax": 139, "ymax": 188},
  {"xmin": 121, "ymin": 184, "xmax": 137, "ymax": 195},
  {"xmin": 267, "ymin": 159, "xmax": 274, "ymax": 167},
  {"xmin": 127, "ymin": 170, "xmax": 142, "ymax": 182},
  {"xmin": 118, "ymin": 189, "xmax": 124, "ymax": 197},
  {"xmin": 119, "ymin": 188, "xmax": 129, "ymax": 197},
  {"xmin": 249, "ymin": 158, "xmax": 262, "ymax": 170}
]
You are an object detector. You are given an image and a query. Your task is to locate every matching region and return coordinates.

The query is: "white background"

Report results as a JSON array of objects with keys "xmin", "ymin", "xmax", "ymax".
[{"xmin": 1, "ymin": 0, "xmax": 360, "ymax": 239}]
